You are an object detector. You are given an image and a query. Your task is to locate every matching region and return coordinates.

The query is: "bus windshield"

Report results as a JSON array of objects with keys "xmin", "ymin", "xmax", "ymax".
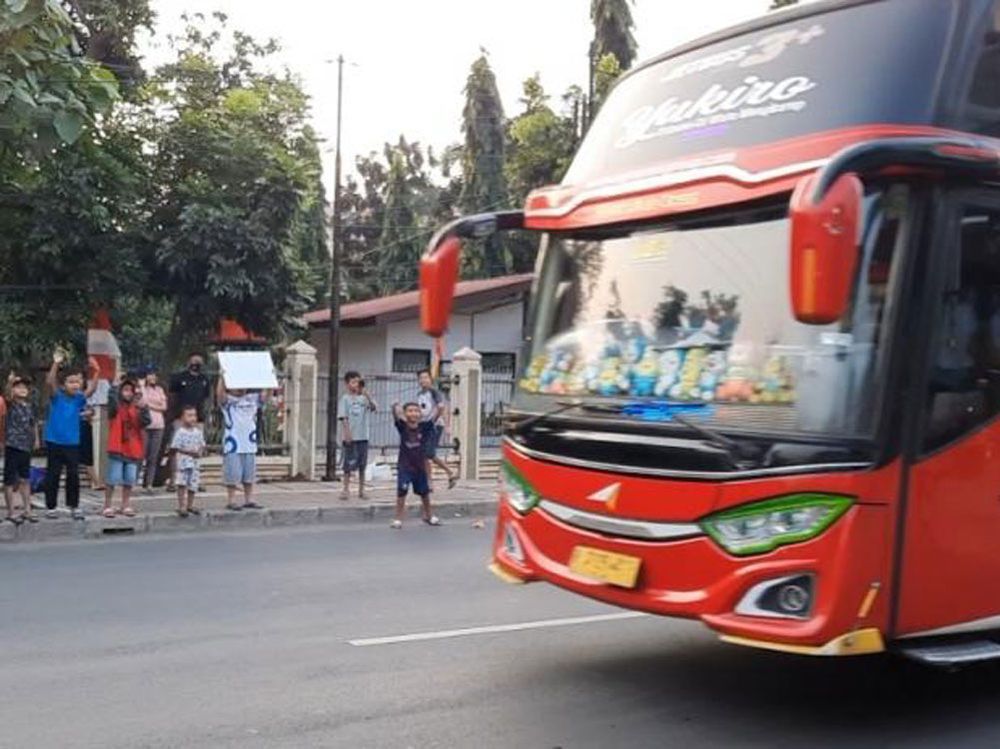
[
  {"xmin": 519, "ymin": 186, "xmax": 908, "ymax": 439},
  {"xmin": 565, "ymin": 0, "xmax": 951, "ymax": 187}
]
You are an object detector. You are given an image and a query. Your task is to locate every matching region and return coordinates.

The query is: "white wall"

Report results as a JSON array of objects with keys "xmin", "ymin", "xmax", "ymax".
[{"xmin": 308, "ymin": 300, "xmax": 524, "ymax": 374}]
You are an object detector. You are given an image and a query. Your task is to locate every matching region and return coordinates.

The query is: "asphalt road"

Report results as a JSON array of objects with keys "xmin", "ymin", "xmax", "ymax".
[{"xmin": 2, "ymin": 522, "xmax": 1000, "ymax": 749}]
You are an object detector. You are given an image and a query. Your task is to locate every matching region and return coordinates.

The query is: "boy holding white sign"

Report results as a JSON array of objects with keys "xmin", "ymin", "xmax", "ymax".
[{"xmin": 215, "ymin": 352, "xmax": 275, "ymax": 511}]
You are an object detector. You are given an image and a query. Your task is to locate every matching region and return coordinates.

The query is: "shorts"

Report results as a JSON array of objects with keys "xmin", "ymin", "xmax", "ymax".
[
  {"xmin": 223, "ymin": 453, "xmax": 257, "ymax": 486},
  {"xmin": 423, "ymin": 425, "xmax": 444, "ymax": 459},
  {"xmin": 3, "ymin": 446, "xmax": 31, "ymax": 487},
  {"xmin": 107, "ymin": 457, "xmax": 139, "ymax": 487},
  {"xmin": 397, "ymin": 468, "xmax": 430, "ymax": 498},
  {"xmin": 175, "ymin": 465, "xmax": 201, "ymax": 492},
  {"xmin": 342, "ymin": 440, "xmax": 369, "ymax": 474}
]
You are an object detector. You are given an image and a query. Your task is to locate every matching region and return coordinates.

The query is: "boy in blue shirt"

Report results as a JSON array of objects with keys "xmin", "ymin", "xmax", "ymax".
[{"xmin": 44, "ymin": 351, "xmax": 99, "ymax": 519}]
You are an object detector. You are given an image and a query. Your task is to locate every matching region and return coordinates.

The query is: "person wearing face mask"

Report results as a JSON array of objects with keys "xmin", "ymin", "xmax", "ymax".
[
  {"xmin": 169, "ymin": 353, "xmax": 211, "ymax": 425},
  {"xmin": 164, "ymin": 353, "xmax": 211, "ymax": 490}
]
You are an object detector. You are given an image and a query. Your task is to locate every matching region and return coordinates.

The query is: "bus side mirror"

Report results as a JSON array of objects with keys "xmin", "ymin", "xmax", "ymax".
[
  {"xmin": 788, "ymin": 172, "xmax": 863, "ymax": 325},
  {"xmin": 420, "ymin": 235, "xmax": 462, "ymax": 337}
]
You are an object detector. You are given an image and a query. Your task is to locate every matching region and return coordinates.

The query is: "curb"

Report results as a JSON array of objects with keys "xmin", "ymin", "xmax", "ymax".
[{"xmin": 0, "ymin": 499, "xmax": 499, "ymax": 544}]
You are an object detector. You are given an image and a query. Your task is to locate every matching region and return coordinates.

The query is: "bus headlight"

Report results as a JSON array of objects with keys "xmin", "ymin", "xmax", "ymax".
[
  {"xmin": 701, "ymin": 494, "xmax": 852, "ymax": 556},
  {"xmin": 500, "ymin": 462, "xmax": 540, "ymax": 514}
]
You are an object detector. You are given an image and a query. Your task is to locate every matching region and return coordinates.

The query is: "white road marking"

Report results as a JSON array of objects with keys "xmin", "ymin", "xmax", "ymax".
[{"xmin": 348, "ymin": 611, "xmax": 649, "ymax": 647}]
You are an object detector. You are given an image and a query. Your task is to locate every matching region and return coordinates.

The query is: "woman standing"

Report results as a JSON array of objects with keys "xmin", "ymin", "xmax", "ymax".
[{"xmin": 140, "ymin": 367, "xmax": 168, "ymax": 490}]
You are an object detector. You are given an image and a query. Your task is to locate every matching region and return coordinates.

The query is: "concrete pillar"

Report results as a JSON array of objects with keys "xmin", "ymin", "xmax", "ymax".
[
  {"xmin": 450, "ymin": 347, "xmax": 482, "ymax": 481},
  {"xmin": 284, "ymin": 340, "xmax": 319, "ymax": 480}
]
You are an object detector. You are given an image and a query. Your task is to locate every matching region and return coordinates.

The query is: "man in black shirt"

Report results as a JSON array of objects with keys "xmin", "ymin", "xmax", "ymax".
[{"xmin": 169, "ymin": 353, "xmax": 211, "ymax": 423}]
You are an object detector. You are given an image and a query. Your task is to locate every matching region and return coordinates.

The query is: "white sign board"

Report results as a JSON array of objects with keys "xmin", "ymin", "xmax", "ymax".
[{"xmin": 217, "ymin": 351, "xmax": 278, "ymax": 390}]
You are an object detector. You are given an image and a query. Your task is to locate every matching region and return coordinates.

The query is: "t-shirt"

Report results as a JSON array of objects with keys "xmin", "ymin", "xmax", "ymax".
[
  {"xmin": 395, "ymin": 418, "xmax": 433, "ymax": 475},
  {"xmin": 5, "ymin": 400, "xmax": 35, "ymax": 452},
  {"xmin": 416, "ymin": 387, "xmax": 444, "ymax": 426},
  {"xmin": 221, "ymin": 393, "xmax": 263, "ymax": 455},
  {"xmin": 142, "ymin": 384, "xmax": 167, "ymax": 430},
  {"xmin": 169, "ymin": 371, "xmax": 211, "ymax": 420},
  {"xmin": 339, "ymin": 393, "xmax": 373, "ymax": 442},
  {"xmin": 170, "ymin": 426, "xmax": 206, "ymax": 470},
  {"xmin": 44, "ymin": 390, "xmax": 87, "ymax": 446}
]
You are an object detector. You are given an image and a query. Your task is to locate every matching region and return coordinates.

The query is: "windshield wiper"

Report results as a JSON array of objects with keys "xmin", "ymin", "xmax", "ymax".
[
  {"xmin": 576, "ymin": 401, "xmax": 759, "ymax": 464},
  {"xmin": 507, "ymin": 399, "xmax": 583, "ymax": 434}
]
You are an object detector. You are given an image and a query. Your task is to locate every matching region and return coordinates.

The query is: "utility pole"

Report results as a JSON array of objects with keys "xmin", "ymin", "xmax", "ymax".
[{"xmin": 323, "ymin": 54, "xmax": 344, "ymax": 481}]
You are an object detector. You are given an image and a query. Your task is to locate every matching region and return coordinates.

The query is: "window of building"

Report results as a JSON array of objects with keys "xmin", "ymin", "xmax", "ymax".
[
  {"xmin": 480, "ymin": 352, "xmax": 517, "ymax": 375},
  {"xmin": 392, "ymin": 348, "xmax": 431, "ymax": 373},
  {"xmin": 923, "ymin": 204, "xmax": 1000, "ymax": 451}
]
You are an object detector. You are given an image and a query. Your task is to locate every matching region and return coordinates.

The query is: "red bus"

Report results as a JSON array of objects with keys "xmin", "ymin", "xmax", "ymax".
[{"xmin": 420, "ymin": 0, "xmax": 1000, "ymax": 666}]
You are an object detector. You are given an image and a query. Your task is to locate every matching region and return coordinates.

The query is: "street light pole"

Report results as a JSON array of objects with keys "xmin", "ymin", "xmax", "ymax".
[{"xmin": 323, "ymin": 54, "xmax": 345, "ymax": 482}]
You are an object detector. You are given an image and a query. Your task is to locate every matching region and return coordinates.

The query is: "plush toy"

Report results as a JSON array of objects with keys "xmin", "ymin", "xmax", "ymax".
[
  {"xmin": 654, "ymin": 350, "xmax": 685, "ymax": 398},
  {"xmin": 699, "ymin": 350, "xmax": 727, "ymax": 401},
  {"xmin": 671, "ymin": 347, "xmax": 707, "ymax": 400},
  {"xmin": 754, "ymin": 355, "xmax": 795, "ymax": 404},
  {"xmin": 622, "ymin": 332, "xmax": 647, "ymax": 367},
  {"xmin": 597, "ymin": 356, "xmax": 625, "ymax": 396},
  {"xmin": 520, "ymin": 354, "xmax": 547, "ymax": 393},
  {"xmin": 541, "ymin": 350, "xmax": 575, "ymax": 395},
  {"xmin": 630, "ymin": 348, "xmax": 660, "ymax": 397},
  {"xmin": 716, "ymin": 360, "xmax": 756, "ymax": 402}
]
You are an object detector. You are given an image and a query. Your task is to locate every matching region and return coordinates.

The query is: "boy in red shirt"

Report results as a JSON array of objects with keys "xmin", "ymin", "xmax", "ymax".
[{"xmin": 104, "ymin": 378, "xmax": 149, "ymax": 518}]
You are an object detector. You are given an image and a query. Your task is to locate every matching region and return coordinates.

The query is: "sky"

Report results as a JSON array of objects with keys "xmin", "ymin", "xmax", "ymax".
[{"xmin": 137, "ymin": 1, "xmax": 804, "ymax": 191}]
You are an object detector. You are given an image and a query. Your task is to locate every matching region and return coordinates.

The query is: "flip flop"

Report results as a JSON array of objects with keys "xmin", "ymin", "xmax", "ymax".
[
  {"xmin": 6, "ymin": 515, "xmax": 23, "ymax": 526},
  {"xmin": 225, "ymin": 504, "xmax": 243, "ymax": 512},
  {"xmin": 422, "ymin": 516, "xmax": 442, "ymax": 527},
  {"xmin": 390, "ymin": 519, "xmax": 403, "ymax": 529},
  {"xmin": 22, "ymin": 514, "xmax": 38, "ymax": 524},
  {"xmin": 188, "ymin": 507, "xmax": 202, "ymax": 516},
  {"xmin": 176, "ymin": 509, "xmax": 189, "ymax": 518},
  {"xmin": 102, "ymin": 507, "xmax": 116, "ymax": 519},
  {"xmin": 122, "ymin": 507, "xmax": 136, "ymax": 518},
  {"xmin": 447, "ymin": 475, "xmax": 458, "ymax": 490}
]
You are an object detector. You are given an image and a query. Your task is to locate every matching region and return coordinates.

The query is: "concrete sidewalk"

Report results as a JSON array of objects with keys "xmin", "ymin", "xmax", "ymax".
[{"xmin": 0, "ymin": 477, "xmax": 500, "ymax": 544}]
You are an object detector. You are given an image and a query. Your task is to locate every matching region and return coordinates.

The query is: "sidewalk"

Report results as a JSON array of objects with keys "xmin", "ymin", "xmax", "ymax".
[{"xmin": 0, "ymin": 477, "xmax": 500, "ymax": 544}]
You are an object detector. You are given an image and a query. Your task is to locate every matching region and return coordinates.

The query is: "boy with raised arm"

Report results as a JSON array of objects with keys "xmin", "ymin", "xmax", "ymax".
[
  {"xmin": 390, "ymin": 401, "xmax": 441, "ymax": 529},
  {"xmin": 216, "ymin": 373, "xmax": 270, "ymax": 511}
]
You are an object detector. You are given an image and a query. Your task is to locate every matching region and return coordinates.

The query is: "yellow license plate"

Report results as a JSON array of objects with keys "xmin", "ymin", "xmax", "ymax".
[{"xmin": 569, "ymin": 546, "xmax": 642, "ymax": 588}]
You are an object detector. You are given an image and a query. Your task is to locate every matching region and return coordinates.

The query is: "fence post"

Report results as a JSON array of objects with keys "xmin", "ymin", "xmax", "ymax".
[
  {"xmin": 284, "ymin": 340, "xmax": 319, "ymax": 480},
  {"xmin": 451, "ymin": 347, "xmax": 482, "ymax": 481}
]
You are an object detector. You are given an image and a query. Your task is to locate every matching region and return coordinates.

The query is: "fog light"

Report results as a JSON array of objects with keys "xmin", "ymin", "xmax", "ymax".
[
  {"xmin": 735, "ymin": 574, "xmax": 815, "ymax": 620},
  {"xmin": 502, "ymin": 523, "xmax": 524, "ymax": 564}
]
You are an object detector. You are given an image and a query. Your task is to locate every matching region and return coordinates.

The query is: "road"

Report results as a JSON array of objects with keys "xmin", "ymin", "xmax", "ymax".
[{"xmin": 2, "ymin": 522, "xmax": 1000, "ymax": 749}]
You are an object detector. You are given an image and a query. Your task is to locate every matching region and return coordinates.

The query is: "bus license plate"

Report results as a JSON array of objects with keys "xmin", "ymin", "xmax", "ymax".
[{"xmin": 569, "ymin": 546, "xmax": 641, "ymax": 588}]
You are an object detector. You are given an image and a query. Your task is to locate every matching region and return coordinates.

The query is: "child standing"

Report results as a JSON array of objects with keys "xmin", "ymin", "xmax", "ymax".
[
  {"xmin": 3, "ymin": 374, "xmax": 39, "ymax": 524},
  {"xmin": 338, "ymin": 371, "xmax": 377, "ymax": 501},
  {"xmin": 216, "ymin": 377, "xmax": 269, "ymax": 511},
  {"xmin": 44, "ymin": 352, "xmax": 99, "ymax": 519},
  {"xmin": 416, "ymin": 369, "xmax": 457, "ymax": 490},
  {"xmin": 169, "ymin": 405, "xmax": 206, "ymax": 517},
  {"xmin": 390, "ymin": 402, "xmax": 441, "ymax": 529},
  {"xmin": 103, "ymin": 378, "xmax": 149, "ymax": 518}
]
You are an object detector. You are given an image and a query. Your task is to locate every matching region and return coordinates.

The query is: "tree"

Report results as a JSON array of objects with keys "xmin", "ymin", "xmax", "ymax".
[
  {"xmin": 590, "ymin": 0, "xmax": 636, "ymax": 75},
  {"xmin": 505, "ymin": 74, "xmax": 575, "ymax": 206},
  {"xmin": 591, "ymin": 52, "xmax": 623, "ymax": 117},
  {"xmin": 459, "ymin": 52, "xmax": 510, "ymax": 278},
  {"xmin": 145, "ymin": 17, "xmax": 318, "ymax": 360},
  {"xmin": 769, "ymin": 0, "xmax": 799, "ymax": 8}
]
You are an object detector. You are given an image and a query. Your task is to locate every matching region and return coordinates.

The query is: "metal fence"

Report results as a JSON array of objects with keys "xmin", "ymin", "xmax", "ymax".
[{"xmin": 316, "ymin": 371, "xmax": 516, "ymax": 451}]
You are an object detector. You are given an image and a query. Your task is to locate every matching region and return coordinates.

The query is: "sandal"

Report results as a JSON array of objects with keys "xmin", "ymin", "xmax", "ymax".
[
  {"xmin": 102, "ymin": 507, "xmax": 116, "ymax": 519},
  {"xmin": 122, "ymin": 507, "xmax": 136, "ymax": 518},
  {"xmin": 187, "ymin": 506, "xmax": 202, "ymax": 516},
  {"xmin": 21, "ymin": 513, "xmax": 38, "ymax": 524},
  {"xmin": 176, "ymin": 509, "xmax": 189, "ymax": 518},
  {"xmin": 422, "ymin": 516, "xmax": 442, "ymax": 527},
  {"xmin": 6, "ymin": 514, "xmax": 23, "ymax": 526},
  {"xmin": 390, "ymin": 519, "xmax": 403, "ymax": 529},
  {"xmin": 447, "ymin": 475, "xmax": 458, "ymax": 490},
  {"xmin": 242, "ymin": 501, "xmax": 262, "ymax": 510},
  {"xmin": 225, "ymin": 504, "xmax": 243, "ymax": 512}
]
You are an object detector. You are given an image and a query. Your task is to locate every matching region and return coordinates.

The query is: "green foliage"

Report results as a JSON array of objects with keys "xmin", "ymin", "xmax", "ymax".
[
  {"xmin": 0, "ymin": 0, "xmax": 120, "ymax": 154},
  {"xmin": 460, "ymin": 52, "xmax": 510, "ymax": 278},
  {"xmin": 590, "ymin": 0, "xmax": 636, "ymax": 73},
  {"xmin": 145, "ymin": 16, "xmax": 317, "ymax": 358},
  {"xmin": 592, "ymin": 52, "xmax": 623, "ymax": 116}
]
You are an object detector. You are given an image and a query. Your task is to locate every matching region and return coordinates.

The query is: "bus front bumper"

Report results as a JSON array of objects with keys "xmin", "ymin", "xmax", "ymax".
[{"xmin": 489, "ymin": 498, "xmax": 888, "ymax": 656}]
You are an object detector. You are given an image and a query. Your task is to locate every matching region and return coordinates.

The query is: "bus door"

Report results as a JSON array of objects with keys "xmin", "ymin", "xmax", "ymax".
[{"xmin": 896, "ymin": 190, "xmax": 1000, "ymax": 638}]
